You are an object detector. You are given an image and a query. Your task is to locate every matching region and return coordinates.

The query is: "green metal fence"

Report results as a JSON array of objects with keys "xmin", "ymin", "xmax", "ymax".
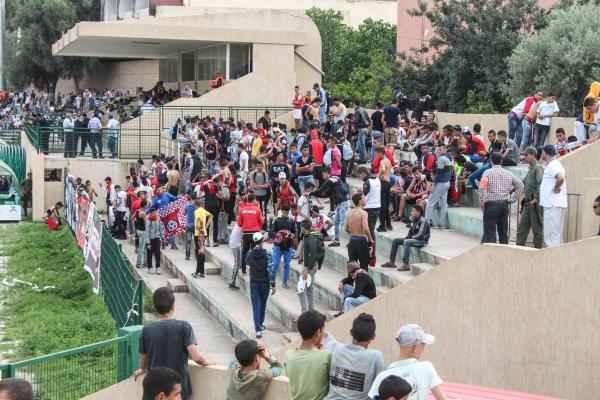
[
  {"xmin": 0, "ymin": 129, "xmax": 21, "ymax": 146},
  {"xmin": 0, "ymin": 327, "xmax": 142, "ymax": 399},
  {"xmin": 0, "ymin": 145, "xmax": 26, "ymax": 182},
  {"xmin": 100, "ymin": 226, "xmax": 144, "ymax": 328}
]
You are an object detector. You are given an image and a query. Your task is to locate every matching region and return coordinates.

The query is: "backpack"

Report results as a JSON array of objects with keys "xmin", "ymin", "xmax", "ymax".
[
  {"xmin": 331, "ymin": 176, "xmax": 349, "ymax": 196},
  {"xmin": 323, "ymin": 149, "xmax": 332, "ymax": 166},
  {"xmin": 277, "ymin": 184, "xmax": 294, "ymax": 205},
  {"xmin": 341, "ymin": 142, "xmax": 353, "ymax": 161},
  {"xmin": 217, "ymin": 184, "xmax": 230, "ymax": 201},
  {"xmin": 158, "ymin": 170, "xmax": 168, "ymax": 185}
]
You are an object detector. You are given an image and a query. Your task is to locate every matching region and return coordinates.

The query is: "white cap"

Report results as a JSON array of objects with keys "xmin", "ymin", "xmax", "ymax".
[
  {"xmin": 461, "ymin": 126, "xmax": 470, "ymax": 134},
  {"xmin": 252, "ymin": 232, "xmax": 263, "ymax": 243},
  {"xmin": 395, "ymin": 324, "xmax": 435, "ymax": 346},
  {"xmin": 278, "ymin": 172, "xmax": 287, "ymax": 179}
]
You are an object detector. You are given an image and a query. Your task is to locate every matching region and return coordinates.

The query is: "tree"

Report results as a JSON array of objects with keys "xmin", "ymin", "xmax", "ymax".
[
  {"xmin": 307, "ymin": 8, "xmax": 397, "ymax": 106},
  {"xmin": 507, "ymin": 4, "xmax": 600, "ymax": 115},
  {"xmin": 400, "ymin": 0, "xmax": 546, "ymax": 113}
]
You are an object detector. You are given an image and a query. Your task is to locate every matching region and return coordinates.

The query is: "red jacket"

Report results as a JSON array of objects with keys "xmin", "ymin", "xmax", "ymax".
[
  {"xmin": 237, "ymin": 203, "xmax": 264, "ymax": 232},
  {"xmin": 371, "ymin": 148, "xmax": 396, "ymax": 174},
  {"xmin": 462, "ymin": 136, "xmax": 486, "ymax": 156}
]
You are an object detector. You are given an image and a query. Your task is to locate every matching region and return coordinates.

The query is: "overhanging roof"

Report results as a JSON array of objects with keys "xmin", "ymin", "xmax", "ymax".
[{"xmin": 53, "ymin": 20, "xmax": 307, "ymax": 58}]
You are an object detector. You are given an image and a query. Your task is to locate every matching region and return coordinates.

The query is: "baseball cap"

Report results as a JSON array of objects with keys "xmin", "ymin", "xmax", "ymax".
[
  {"xmin": 278, "ymin": 172, "xmax": 287, "ymax": 179},
  {"xmin": 524, "ymin": 146, "xmax": 537, "ymax": 155},
  {"xmin": 252, "ymin": 232, "xmax": 263, "ymax": 243},
  {"xmin": 395, "ymin": 324, "xmax": 435, "ymax": 346},
  {"xmin": 542, "ymin": 144, "xmax": 556, "ymax": 156},
  {"xmin": 461, "ymin": 126, "xmax": 471, "ymax": 134}
]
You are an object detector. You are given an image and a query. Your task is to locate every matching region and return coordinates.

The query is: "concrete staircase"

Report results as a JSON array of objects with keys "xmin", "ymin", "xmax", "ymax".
[{"xmin": 119, "ymin": 164, "xmax": 528, "ymax": 354}]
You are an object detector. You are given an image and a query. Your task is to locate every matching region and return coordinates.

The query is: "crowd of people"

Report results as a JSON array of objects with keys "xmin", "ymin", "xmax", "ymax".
[{"xmin": 134, "ymin": 286, "xmax": 445, "ymax": 400}]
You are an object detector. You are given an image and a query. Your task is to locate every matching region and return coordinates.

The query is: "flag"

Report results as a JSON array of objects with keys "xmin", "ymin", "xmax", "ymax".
[{"xmin": 157, "ymin": 198, "xmax": 187, "ymax": 239}]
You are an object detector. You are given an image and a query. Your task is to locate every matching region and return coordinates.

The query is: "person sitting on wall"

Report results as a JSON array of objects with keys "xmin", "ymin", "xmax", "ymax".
[{"xmin": 210, "ymin": 72, "xmax": 225, "ymax": 89}]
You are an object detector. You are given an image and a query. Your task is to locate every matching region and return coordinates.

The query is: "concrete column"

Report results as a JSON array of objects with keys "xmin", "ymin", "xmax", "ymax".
[{"xmin": 21, "ymin": 131, "xmax": 46, "ymax": 219}]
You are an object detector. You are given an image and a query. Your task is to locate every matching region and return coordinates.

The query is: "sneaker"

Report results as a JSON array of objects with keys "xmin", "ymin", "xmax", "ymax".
[
  {"xmin": 376, "ymin": 226, "xmax": 387, "ymax": 232},
  {"xmin": 396, "ymin": 264, "xmax": 411, "ymax": 272},
  {"xmin": 191, "ymin": 272, "xmax": 199, "ymax": 278},
  {"xmin": 260, "ymin": 325, "xmax": 266, "ymax": 331},
  {"xmin": 171, "ymin": 245, "xmax": 179, "ymax": 250},
  {"xmin": 380, "ymin": 262, "xmax": 395, "ymax": 268},
  {"xmin": 291, "ymin": 253, "xmax": 298, "ymax": 259},
  {"xmin": 228, "ymin": 283, "xmax": 240, "ymax": 290},
  {"xmin": 256, "ymin": 331, "xmax": 262, "ymax": 339},
  {"xmin": 185, "ymin": 256, "xmax": 190, "ymax": 260},
  {"xmin": 155, "ymin": 268, "xmax": 161, "ymax": 275},
  {"xmin": 148, "ymin": 268, "xmax": 154, "ymax": 274},
  {"xmin": 327, "ymin": 211, "xmax": 335, "ymax": 218},
  {"xmin": 333, "ymin": 311, "xmax": 345, "ymax": 318},
  {"xmin": 135, "ymin": 264, "xmax": 141, "ymax": 269},
  {"xmin": 386, "ymin": 223, "xmax": 393, "ymax": 230},
  {"xmin": 400, "ymin": 216, "xmax": 410, "ymax": 223},
  {"xmin": 283, "ymin": 283, "xmax": 290, "ymax": 289},
  {"xmin": 328, "ymin": 241, "xmax": 340, "ymax": 247},
  {"xmin": 405, "ymin": 223, "xmax": 412, "ymax": 228},
  {"xmin": 198, "ymin": 273, "xmax": 205, "ymax": 278}
]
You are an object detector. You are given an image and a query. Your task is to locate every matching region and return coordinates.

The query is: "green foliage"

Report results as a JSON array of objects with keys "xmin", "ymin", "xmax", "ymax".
[
  {"xmin": 0, "ymin": 223, "xmax": 116, "ymax": 359},
  {"xmin": 399, "ymin": 0, "xmax": 546, "ymax": 113},
  {"xmin": 507, "ymin": 3, "xmax": 600, "ymax": 116},
  {"xmin": 5, "ymin": 0, "xmax": 100, "ymax": 93},
  {"xmin": 307, "ymin": 8, "xmax": 397, "ymax": 106}
]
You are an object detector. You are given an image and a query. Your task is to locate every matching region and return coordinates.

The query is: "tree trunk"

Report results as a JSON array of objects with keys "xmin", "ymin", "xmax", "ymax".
[{"xmin": 73, "ymin": 76, "xmax": 80, "ymax": 94}]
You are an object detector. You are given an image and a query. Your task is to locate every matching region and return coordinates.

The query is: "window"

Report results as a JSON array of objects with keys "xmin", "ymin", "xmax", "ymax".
[
  {"xmin": 44, "ymin": 169, "xmax": 62, "ymax": 182},
  {"xmin": 181, "ymin": 51, "xmax": 196, "ymax": 82},
  {"xmin": 159, "ymin": 56, "xmax": 178, "ymax": 83},
  {"xmin": 229, "ymin": 44, "xmax": 252, "ymax": 79},
  {"xmin": 196, "ymin": 45, "xmax": 226, "ymax": 81}
]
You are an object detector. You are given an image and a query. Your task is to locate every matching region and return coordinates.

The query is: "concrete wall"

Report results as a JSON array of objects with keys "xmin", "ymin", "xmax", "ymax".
[
  {"xmin": 55, "ymin": 60, "xmax": 159, "ymax": 94},
  {"xmin": 21, "ymin": 131, "xmax": 45, "ymax": 219}
]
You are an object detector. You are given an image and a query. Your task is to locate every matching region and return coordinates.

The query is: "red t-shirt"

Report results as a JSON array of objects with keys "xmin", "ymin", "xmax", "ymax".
[
  {"xmin": 293, "ymin": 93, "xmax": 304, "ymax": 110},
  {"xmin": 371, "ymin": 148, "xmax": 396, "ymax": 174},
  {"xmin": 310, "ymin": 139, "xmax": 325, "ymax": 164}
]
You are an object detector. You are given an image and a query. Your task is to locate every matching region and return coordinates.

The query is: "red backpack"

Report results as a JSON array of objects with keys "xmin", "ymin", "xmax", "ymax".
[{"xmin": 277, "ymin": 183, "xmax": 293, "ymax": 205}]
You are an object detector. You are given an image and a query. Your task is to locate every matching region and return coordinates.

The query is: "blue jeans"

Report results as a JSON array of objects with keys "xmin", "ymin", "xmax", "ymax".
[
  {"xmin": 533, "ymin": 124, "xmax": 550, "ymax": 149},
  {"xmin": 357, "ymin": 128, "xmax": 368, "ymax": 162},
  {"xmin": 108, "ymin": 134, "xmax": 118, "ymax": 158},
  {"xmin": 370, "ymin": 130, "xmax": 384, "ymax": 162},
  {"xmin": 207, "ymin": 160, "xmax": 217, "ymax": 177},
  {"xmin": 520, "ymin": 119, "xmax": 532, "ymax": 149},
  {"xmin": 319, "ymin": 105, "xmax": 327, "ymax": 123},
  {"xmin": 334, "ymin": 200, "xmax": 349, "ymax": 241},
  {"xmin": 507, "ymin": 114, "xmax": 522, "ymax": 143},
  {"xmin": 340, "ymin": 284, "xmax": 370, "ymax": 313},
  {"xmin": 298, "ymin": 175, "xmax": 314, "ymax": 194},
  {"xmin": 424, "ymin": 181, "xmax": 450, "ymax": 226},
  {"xmin": 469, "ymin": 154, "xmax": 484, "ymax": 163},
  {"xmin": 271, "ymin": 245, "xmax": 292, "ymax": 286},
  {"xmin": 468, "ymin": 162, "xmax": 491, "ymax": 188},
  {"xmin": 89, "ymin": 131, "xmax": 103, "ymax": 158},
  {"xmin": 250, "ymin": 282, "xmax": 270, "ymax": 332},
  {"xmin": 390, "ymin": 237, "xmax": 426, "ymax": 264},
  {"xmin": 136, "ymin": 230, "xmax": 148, "ymax": 266}
]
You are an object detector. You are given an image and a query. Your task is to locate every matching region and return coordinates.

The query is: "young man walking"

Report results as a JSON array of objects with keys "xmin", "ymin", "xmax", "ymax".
[
  {"xmin": 134, "ymin": 287, "xmax": 216, "ymax": 400},
  {"xmin": 375, "ymin": 147, "xmax": 393, "ymax": 232},
  {"xmin": 145, "ymin": 208, "xmax": 162, "ymax": 275},
  {"xmin": 516, "ymin": 147, "xmax": 544, "ymax": 249},
  {"xmin": 299, "ymin": 219, "xmax": 325, "ymax": 314},
  {"xmin": 237, "ymin": 193, "xmax": 265, "ymax": 277},
  {"xmin": 309, "ymin": 166, "xmax": 349, "ymax": 247},
  {"xmin": 323, "ymin": 313, "xmax": 386, "ymax": 399},
  {"xmin": 424, "ymin": 143, "xmax": 452, "ymax": 230},
  {"xmin": 345, "ymin": 193, "xmax": 374, "ymax": 271},
  {"xmin": 357, "ymin": 166, "xmax": 381, "ymax": 243},
  {"xmin": 246, "ymin": 232, "xmax": 274, "ymax": 339},
  {"xmin": 270, "ymin": 204, "xmax": 295, "ymax": 289}
]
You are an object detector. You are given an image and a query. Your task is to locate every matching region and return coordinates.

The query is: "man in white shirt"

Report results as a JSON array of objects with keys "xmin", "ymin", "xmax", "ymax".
[
  {"xmin": 539, "ymin": 144, "xmax": 567, "ymax": 247},
  {"xmin": 369, "ymin": 324, "xmax": 446, "ymax": 400},
  {"xmin": 87, "ymin": 112, "xmax": 104, "ymax": 159},
  {"xmin": 107, "ymin": 114, "xmax": 119, "ymax": 158},
  {"xmin": 113, "ymin": 185, "xmax": 128, "ymax": 240},
  {"xmin": 238, "ymin": 143, "xmax": 249, "ymax": 177},
  {"xmin": 532, "ymin": 94, "xmax": 559, "ymax": 152},
  {"xmin": 62, "ymin": 113, "xmax": 75, "ymax": 158}
]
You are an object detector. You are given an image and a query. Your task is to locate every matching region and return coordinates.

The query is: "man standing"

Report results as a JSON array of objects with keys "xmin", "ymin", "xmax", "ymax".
[
  {"xmin": 424, "ymin": 143, "xmax": 452, "ymax": 230},
  {"xmin": 237, "ymin": 194, "xmax": 265, "ymax": 277},
  {"xmin": 516, "ymin": 147, "xmax": 544, "ymax": 249},
  {"xmin": 292, "ymin": 85, "xmax": 305, "ymax": 130},
  {"xmin": 353, "ymin": 100, "xmax": 370, "ymax": 164},
  {"xmin": 63, "ymin": 113, "xmax": 75, "ymax": 158},
  {"xmin": 313, "ymin": 83, "xmax": 328, "ymax": 124},
  {"xmin": 246, "ymin": 232, "xmax": 274, "ymax": 339},
  {"xmin": 383, "ymin": 98, "xmax": 402, "ymax": 153},
  {"xmin": 21, "ymin": 172, "xmax": 33, "ymax": 217},
  {"xmin": 509, "ymin": 90, "xmax": 543, "ymax": 147},
  {"xmin": 345, "ymin": 193, "xmax": 374, "ymax": 271},
  {"xmin": 539, "ymin": 145, "xmax": 567, "ymax": 247},
  {"xmin": 88, "ymin": 112, "xmax": 103, "ymax": 159},
  {"xmin": 134, "ymin": 287, "xmax": 215, "ymax": 400},
  {"xmin": 299, "ymin": 220, "xmax": 325, "ymax": 314},
  {"xmin": 309, "ymin": 167, "xmax": 349, "ymax": 248},
  {"xmin": 533, "ymin": 94, "xmax": 560, "ymax": 153},
  {"xmin": 357, "ymin": 166, "xmax": 381, "ymax": 242},
  {"xmin": 113, "ymin": 185, "xmax": 128, "ymax": 240},
  {"xmin": 478, "ymin": 152, "xmax": 524, "ymax": 244},
  {"xmin": 376, "ymin": 148, "xmax": 393, "ymax": 232},
  {"xmin": 107, "ymin": 114, "xmax": 119, "ymax": 158}
]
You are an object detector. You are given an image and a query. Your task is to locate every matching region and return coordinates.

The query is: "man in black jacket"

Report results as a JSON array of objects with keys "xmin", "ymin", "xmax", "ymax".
[
  {"xmin": 381, "ymin": 205, "xmax": 430, "ymax": 271},
  {"xmin": 335, "ymin": 261, "xmax": 376, "ymax": 317},
  {"xmin": 309, "ymin": 166, "xmax": 349, "ymax": 247},
  {"xmin": 246, "ymin": 232, "xmax": 274, "ymax": 339}
]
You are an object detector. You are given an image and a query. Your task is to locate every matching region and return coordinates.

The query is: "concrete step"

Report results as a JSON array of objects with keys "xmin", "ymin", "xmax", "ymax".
[
  {"xmin": 204, "ymin": 244, "xmax": 334, "ymax": 332},
  {"xmin": 411, "ymin": 262, "xmax": 435, "ymax": 276},
  {"xmin": 428, "ymin": 206, "xmax": 519, "ymax": 240},
  {"xmin": 167, "ymin": 278, "xmax": 187, "ymax": 292}
]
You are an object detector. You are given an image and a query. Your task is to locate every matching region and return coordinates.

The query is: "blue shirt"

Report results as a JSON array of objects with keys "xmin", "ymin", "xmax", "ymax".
[
  {"xmin": 148, "ymin": 192, "xmax": 179, "ymax": 210},
  {"xmin": 290, "ymin": 150, "xmax": 302, "ymax": 177},
  {"xmin": 184, "ymin": 202, "xmax": 195, "ymax": 228}
]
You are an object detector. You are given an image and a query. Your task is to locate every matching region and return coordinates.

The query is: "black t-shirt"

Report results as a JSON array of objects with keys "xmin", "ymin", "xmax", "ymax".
[
  {"xmin": 296, "ymin": 156, "xmax": 313, "ymax": 176},
  {"xmin": 383, "ymin": 106, "xmax": 401, "ymax": 128},
  {"xmin": 371, "ymin": 111, "xmax": 384, "ymax": 132},
  {"xmin": 139, "ymin": 319, "xmax": 196, "ymax": 400},
  {"xmin": 205, "ymin": 143, "xmax": 217, "ymax": 160},
  {"xmin": 269, "ymin": 162, "xmax": 290, "ymax": 181},
  {"xmin": 203, "ymin": 181, "xmax": 219, "ymax": 208}
]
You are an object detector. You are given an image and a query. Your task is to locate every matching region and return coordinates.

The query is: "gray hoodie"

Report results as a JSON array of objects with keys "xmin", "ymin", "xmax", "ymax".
[{"xmin": 226, "ymin": 359, "xmax": 282, "ymax": 400}]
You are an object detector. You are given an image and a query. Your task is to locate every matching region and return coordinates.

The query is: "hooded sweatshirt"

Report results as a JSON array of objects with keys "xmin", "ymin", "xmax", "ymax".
[
  {"xmin": 226, "ymin": 359, "xmax": 283, "ymax": 400},
  {"xmin": 245, "ymin": 246, "xmax": 275, "ymax": 285},
  {"xmin": 583, "ymin": 81, "xmax": 600, "ymax": 124}
]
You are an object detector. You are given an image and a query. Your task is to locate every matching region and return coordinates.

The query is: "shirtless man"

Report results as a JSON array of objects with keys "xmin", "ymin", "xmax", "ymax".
[
  {"xmin": 377, "ymin": 147, "xmax": 393, "ymax": 232},
  {"xmin": 166, "ymin": 162, "xmax": 180, "ymax": 196},
  {"xmin": 345, "ymin": 192, "xmax": 374, "ymax": 271}
]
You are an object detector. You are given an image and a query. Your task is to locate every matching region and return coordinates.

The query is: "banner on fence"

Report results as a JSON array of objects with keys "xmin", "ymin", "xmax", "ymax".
[
  {"xmin": 64, "ymin": 177, "xmax": 77, "ymax": 229},
  {"xmin": 84, "ymin": 211, "xmax": 102, "ymax": 294},
  {"xmin": 75, "ymin": 195, "xmax": 93, "ymax": 248},
  {"xmin": 158, "ymin": 198, "xmax": 187, "ymax": 238}
]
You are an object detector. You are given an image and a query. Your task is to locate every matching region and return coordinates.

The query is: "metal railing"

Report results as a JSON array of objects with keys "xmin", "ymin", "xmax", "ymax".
[
  {"xmin": 0, "ymin": 129, "xmax": 21, "ymax": 146},
  {"xmin": 0, "ymin": 336, "xmax": 129, "ymax": 399},
  {"xmin": 100, "ymin": 226, "xmax": 144, "ymax": 328}
]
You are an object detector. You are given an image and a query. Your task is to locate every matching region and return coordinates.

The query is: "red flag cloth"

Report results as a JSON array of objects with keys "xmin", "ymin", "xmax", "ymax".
[{"xmin": 157, "ymin": 198, "xmax": 187, "ymax": 238}]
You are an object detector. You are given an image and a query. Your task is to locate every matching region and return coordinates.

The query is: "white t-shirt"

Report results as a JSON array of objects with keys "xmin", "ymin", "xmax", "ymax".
[
  {"xmin": 539, "ymin": 158, "xmax": 567, "ymax": 208},
  {"xmin": 368, "ymin": 359, "xmax": 442, "ymax": 400},
  {"xmin": 536, "ymin": 101, "xmax": 559, "ymax": 126},
  {"xmin": 239, "ymin": 151, "xmax": 249, "ymax": 173},
  {"xmin": 397, "ymin": 127, "xmax": 408, "ymax": 143},
  {"xmin": 311, "ymin": 213, "xmax": 334, "ymax": 237},
  {"xmin": 116, "ymin": 191, "xmax": 127, "ymax": 212},
  {"xmin": 296, "ymin": 195, "xmax": 310, "ymax": 222},
  {"xmin": 510, "ymin": 97, "xmax": 528, "ymax": 117}
]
